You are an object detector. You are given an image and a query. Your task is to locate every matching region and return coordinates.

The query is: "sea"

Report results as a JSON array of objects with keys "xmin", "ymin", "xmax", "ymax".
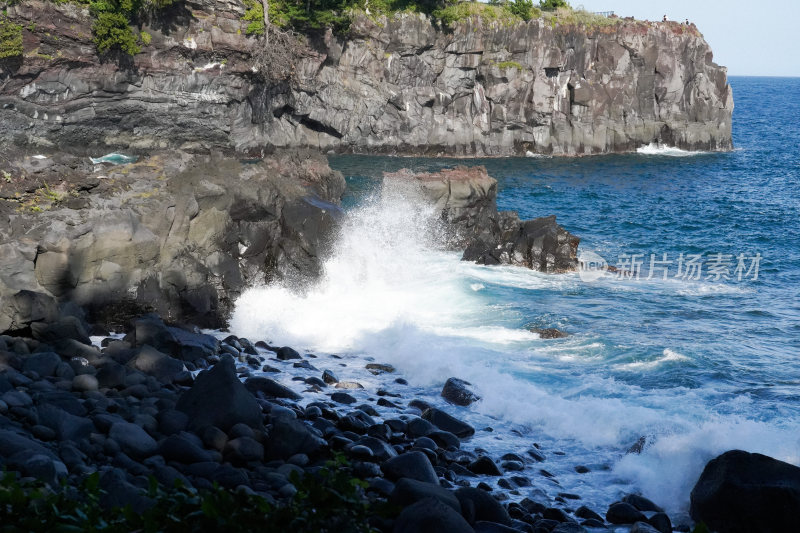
[{"xmin": 230, "ymin": 76, "xmax": 800, "ymax": 521}]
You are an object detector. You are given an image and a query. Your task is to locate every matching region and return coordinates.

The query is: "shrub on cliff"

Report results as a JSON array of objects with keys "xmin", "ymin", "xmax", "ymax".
[
  {"xmin": 539, "ymin": 0, "xmax": 568, "ymax": 11},
  {"xmin": 92, "ymin": 11, "xmax": 141, "ymax": 55},
  {"xmin": 0, "ymin": 18, "xmax": 23, "ymax": 59}
]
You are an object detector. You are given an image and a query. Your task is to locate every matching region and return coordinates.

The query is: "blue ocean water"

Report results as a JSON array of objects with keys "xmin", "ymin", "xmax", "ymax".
[{"xmin": 232, "ymin": 77, "xmax": 800, "ymax": 517}]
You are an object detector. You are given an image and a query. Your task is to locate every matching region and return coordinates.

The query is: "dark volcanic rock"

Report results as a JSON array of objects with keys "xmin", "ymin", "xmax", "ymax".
[
  {"xmin": 393, "ymin": 497, "xmax": 475, "ymax": 533},
  {"xmin": 390, "ymin": 478, "xmax": 461, "ymax": 513},
  {"xmin": 386, "ymin": 167, "xmax": 579, "ymax": 273},
  {"xmin": 531, "ymin": 328, "xmax": 569, "ymax": 339},
  {"xmin": 441, "ymin": 377, "xmax": 480, "ymax": 406},
  {"xmin": 176, "ymin": 355, "xmax": 262, "ymax": 431},
  {"xmin": 382, "ymin": 451, "xmax": 439, "ymax": 484},
  {"xmin": 263, "ymin": 419, "xmax": 326, "ymax": 461},
  {"xmin": 0, "ymin": 150, "xmax": 345, "ymax": 333},
  {"xmin": 456, "ymin": 486, "xmax": 512, "ymax": 526},
  {"xmin": 468, "ymin": 456, "xmax": 503, "ymax": 476},
  {"xmin": 421, "ymin": 407, "xmax": 475, "ymax": 439},
  {"xmin": 606, "ymin": 502, "xmax": 647, "ymax": 525},
  {"xmin": 244, "ymin": 376, "xmax": 302, "ymax": 401},
  {"xmin": 127, "ymin": 345, "xmax": 185, "ymax": 384},
  {"xmin": 690, "ymin": 449, "xmax": 800, "ymax": 533}
]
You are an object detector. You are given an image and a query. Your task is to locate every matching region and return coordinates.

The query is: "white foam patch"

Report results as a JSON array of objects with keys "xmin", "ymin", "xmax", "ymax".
[
  {"xmin": 618, "ymin": 348, "xmax": 690, "ymax": 371},
  {"xmin": 636, "ymin": 143, "xmax": 706, "ymax": 157}
]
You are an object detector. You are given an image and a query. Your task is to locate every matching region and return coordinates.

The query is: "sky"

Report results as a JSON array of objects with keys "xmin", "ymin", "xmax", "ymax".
[{"xmin": 574, "ymin": 0, "xmax": 800, "ymax": 77}]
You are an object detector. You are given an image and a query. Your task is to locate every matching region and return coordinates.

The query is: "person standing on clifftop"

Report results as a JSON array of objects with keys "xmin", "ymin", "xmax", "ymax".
[{"xmin": 663, "ymin": 14, "xmax": 669, "ymax": 22}]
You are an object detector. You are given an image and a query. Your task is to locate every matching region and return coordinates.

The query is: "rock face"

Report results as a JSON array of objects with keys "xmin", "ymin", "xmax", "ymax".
[
  {"xmin": 385, "ymin": 166, "xmax": 579, "ymax": 272},
  {"xmin": 690, "ymin": 450, "xmax": 800, "ymax": 533},
  {"xmin": 0, "ymin": 2, "xmax": 731, "ymax": 156},
  {"xmin": 0, "ymin": 149, "xmax": 344, "ymax": 332}
]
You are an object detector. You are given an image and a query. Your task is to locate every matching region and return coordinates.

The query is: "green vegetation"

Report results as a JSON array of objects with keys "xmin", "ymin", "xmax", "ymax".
[
  {"xmin": 0, "ymin": 456, "xmax": 385, "ymax": 532},
  {"xmin": 0, "ymin": 17, "xmax": 23, "ymax": 59},
  {"xmin": 496, "ymin": 60, "xmax": 523, "ymax": 71},
  {"xmin": 88, "ymin": 0, "xmax": 174, "ymax": 55},
  {"xmin": 539, "ymin": 0, "xmax": 568, "ymax": 10},
  {"xmin": 242, "ymin": 0, "xmax": 265, "ymax": 35},
  {"xmin": 433, "ymin": 2, "xmax": 518, "ymax": 26},
  {"xmin": 506, "ymin": 0, "xmax": 539, "ymax": 21},
  {"xmin": 140, "ymin": 30, "xmax": 151, "ymax": 45}
]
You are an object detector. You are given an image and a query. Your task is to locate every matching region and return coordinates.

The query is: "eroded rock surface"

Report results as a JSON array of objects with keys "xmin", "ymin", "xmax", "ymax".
[
  {"xmin": 0, "ymin": 2, "xmax": 732, "ymax": 156},
  {"xmin": 385, "ymin": 166, "xmax": 579, "ymax": 272},
  {"xmin": 0, "ymin": 149, "xmax": 345, "ymax": 332}
]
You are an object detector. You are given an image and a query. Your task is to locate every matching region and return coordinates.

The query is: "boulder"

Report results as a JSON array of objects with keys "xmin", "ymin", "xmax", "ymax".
[
  {"xmin": 421, "ymin": 407, "xmax": 475, "ymax": 439},
  {"xmin": 441, "ymin": 377, "xmax": 480, "ymax": 406},
  {"xmin": 456, "ymin": 487, "xmax": 512, "ymax": 526},
  {"xmin": 690, "ymin": 449, "xmax": 800, "ymax": 533},
  {"xmin": 606, "ymin": 502, "xmax": 647, "ymax": 524},
  {"xmin": 38, "ymin": 404, "xmax": 94, "ymax": 442},
  {"xmin": 21, "ymin": 352, "xmax": 62, "ymax": 378},
  {"xmin": 109, "ymin": 422, "xmax": 158, "ymax": 459},
  {"xmin": 127, "ymin": 345, "xmax": 185, "ymax": 384},
  {"xmin": 382, "ymin": 451, "xmax": 439, "ymax": 484},
  {"xmin": 263, "ymin": 419, "xmax": 326, "ymax": 460},
  {"xmin": 394, "ymin": 497, "xmax": 475, "ymax": 533},
  {"xmin": 244, "ymin": 376, "xmax": 302, "ymax": 401},
  {"xmin": 176, "ymin": 355, "xmax": 263, "ymax": 431},
  {"xmin": 390, "ymin": 478, "xmax": 462, "ymax": 513}
]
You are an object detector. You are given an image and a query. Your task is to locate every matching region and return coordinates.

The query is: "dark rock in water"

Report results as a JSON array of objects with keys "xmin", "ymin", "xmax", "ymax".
[
  {"xmin": 472, "ymin": 521, "xmax": 518, "ymax": 533},
  {"xmin": 627, "ymin": 436, "xmax": 648, "ymax": 454},
  {"xmin": 622, "ymin": 493, "xmax": 664, "ymax": 513},
  {"xmin": 575, "ymin": 506, "xmax": 603, "ymax": 522},
  {"xmin": 551, "ymin": 524, "xmax": 588, "ymax": 533},
  {"xmin": 366, "ymin": 363, "xmax": 395, "ymax": 374},
  {"xmin": 390, "ymin": 478, "xmax": 461, "ymax": 513},
  {"xmin": 630, "ymin": 522, "xmax": 660, "ymax": 533},
  {"xmin": 647, "ymin": 512, "xmax": 672, "ymax": 533},
  {"xmin": 127, "ymin": 345, "xmax": 185, "ymax": 384},
  {"xmin": 276, "ymin": 347, "xmax": 302, "ymax": 360},
  {"xmin": 468, "ymin": 456, "xmax": 502, "ymax": 476},
  {"xmin": 176, "ymin": 355, "xmax": 262, "ymax": 431},
  {"xmin": 574, "ymin": 465, "xmax": 590, "ymax": 474},
  {"xmin": 421, "ymin": 407, "xmax": 475, "ymax": 439},
  {"xmin": 393, "ymin": 497, "xmax": 475, "ymax": 533},
  {"xmin": 606, "ymin": 502, "xmax": 647, "ymax": 524},
  {"xmin": 322, "ymin": 369, "xmax": 338, "ymax": 384},
  {"xmin": 263, "ymin": 419, "xmax": 326, "ymax": 461},
  {"xmin": 355, "ymin": 436, "xmax": 398, "ymax": 462},
  {"xmin": 690, "ymin": 449, "xmax": 800, "ymax": 533},
  {"xmin": 456, "ymin": 486, "xmax": 512, "ymax": 526},
  {"xmin": 531, "ymin": 328, "xmax": 569, "ymax": 339},
  {"xmin": 441, "ymin": 377, "xmax": 481, "ymax": 406},
  {"xmin": 382, "ymin": 451, "xmax": 438, "ymax": 484},
  {"xmin": 331, "ymin": 392, "xmax": 357, "ymax": 405},
  {"xmin": 244, "ymin": 376, "xmax": 302, "ymax": 401},
  {"xmin": 543, "ymin": 507, "xmax": 573, "ymax": 523}
]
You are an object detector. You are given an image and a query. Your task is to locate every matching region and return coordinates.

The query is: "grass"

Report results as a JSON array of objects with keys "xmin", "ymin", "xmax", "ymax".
[
  {"xmin": 496, "ymin": 60, "xmax": 524, "ymax": 71},
  {"xmin": 0, "ymin": 17, "xmax": 23, "ymax": 58},
  {"xmin": 433, "ymin": 2, "xmax": 520, "ymax": 27}
]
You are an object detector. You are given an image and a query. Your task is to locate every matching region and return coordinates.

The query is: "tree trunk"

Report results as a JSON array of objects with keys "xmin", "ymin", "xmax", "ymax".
[{"xmin": 261, "ymin": 0, "xmax": 269, "ymax": 44}]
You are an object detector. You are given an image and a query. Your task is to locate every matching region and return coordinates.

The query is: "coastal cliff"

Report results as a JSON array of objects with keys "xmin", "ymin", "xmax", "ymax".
[{"xmin": 0, "ymin": 0, "xmax": 732, "ymax": 156}]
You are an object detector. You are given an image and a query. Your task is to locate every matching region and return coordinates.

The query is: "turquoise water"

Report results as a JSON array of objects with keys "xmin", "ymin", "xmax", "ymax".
[{"xmin": 232, "ymin": 77, "xmax": 800, "ymax": 517}]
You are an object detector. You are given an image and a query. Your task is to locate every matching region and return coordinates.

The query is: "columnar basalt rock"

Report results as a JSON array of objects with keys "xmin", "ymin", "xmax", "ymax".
[
  {"xmin": 0, "ymin": 149, "xmax": 345, "ymax": 332},
  {"xmin": 0, "ymin": 2, "xmax": 732, "ymax": 156}
]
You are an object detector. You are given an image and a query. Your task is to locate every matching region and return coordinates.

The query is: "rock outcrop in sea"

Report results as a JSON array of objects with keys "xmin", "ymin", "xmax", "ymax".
[
  {"xmin": 384, "ymin": 166, "xmax": 579, "ymax": 271},
  {"xmin": 0, "ymin": 1, "xmax": 732, "ymax": 156}
]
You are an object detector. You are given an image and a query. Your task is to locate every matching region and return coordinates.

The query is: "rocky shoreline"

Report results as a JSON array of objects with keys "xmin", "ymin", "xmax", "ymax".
[{"xmin": 0, "ymin": 307, "xmax": 678, "ymax": 532}]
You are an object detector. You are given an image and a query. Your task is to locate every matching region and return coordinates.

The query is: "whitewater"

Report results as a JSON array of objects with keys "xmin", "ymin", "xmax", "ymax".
[{"xmin": 230, "ymin": 76, "xmax": 800, "ymax": 519}]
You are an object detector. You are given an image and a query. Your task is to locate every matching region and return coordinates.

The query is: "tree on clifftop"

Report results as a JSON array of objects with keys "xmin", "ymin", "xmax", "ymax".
[{"xmin": 539, "ymin": 0, "xmax": 568, "ymax": 11}]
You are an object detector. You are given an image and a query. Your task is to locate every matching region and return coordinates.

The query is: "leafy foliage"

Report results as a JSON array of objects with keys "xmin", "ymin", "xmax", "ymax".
[
  {"xmin": 539, "ymin": 0, "xmax": 567, "ymax": 11},
  {"xmin": 0, "ymin": 456, "xmax": 381, "ymax": 532},
  {"xmin": 0, "ymin": 17, "xmax": 23, "ymax": 59},
  {"xmin": 92, "ymin": 11, "xmax": 140, "ymax": 55},
  {"xmin": 507, "ymin": 0, "xmax": 538, "ymax": 21}
]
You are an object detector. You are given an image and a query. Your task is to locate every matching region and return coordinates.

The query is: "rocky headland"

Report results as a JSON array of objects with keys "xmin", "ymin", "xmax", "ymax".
[{"xmin": 0, "ymin": 0, "xmax": 732, "ymax": 156}]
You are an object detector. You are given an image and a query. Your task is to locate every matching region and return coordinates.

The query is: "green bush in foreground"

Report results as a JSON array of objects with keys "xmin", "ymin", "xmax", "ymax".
[
  {"xmin": 0, "ymin": 18, "xmax": 23, "ymax": 59},
  {"xmin": 0, "ymin": 456, "xmax": 382, "ymax": 532},
  {"xmin": 92, "ymin": 11, "xmax": 140, "ymax": 55}
]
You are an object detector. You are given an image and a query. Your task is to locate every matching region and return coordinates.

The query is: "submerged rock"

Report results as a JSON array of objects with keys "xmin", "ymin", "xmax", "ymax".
[{"xmin": 441, "ymin": 377, "xmax": 481, "ymax": 407}]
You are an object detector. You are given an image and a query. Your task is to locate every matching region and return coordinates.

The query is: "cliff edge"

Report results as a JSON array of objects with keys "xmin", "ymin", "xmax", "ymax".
[{"xmin": 0, "ymin": 1, "xmax": 732, "ymax": 156}]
